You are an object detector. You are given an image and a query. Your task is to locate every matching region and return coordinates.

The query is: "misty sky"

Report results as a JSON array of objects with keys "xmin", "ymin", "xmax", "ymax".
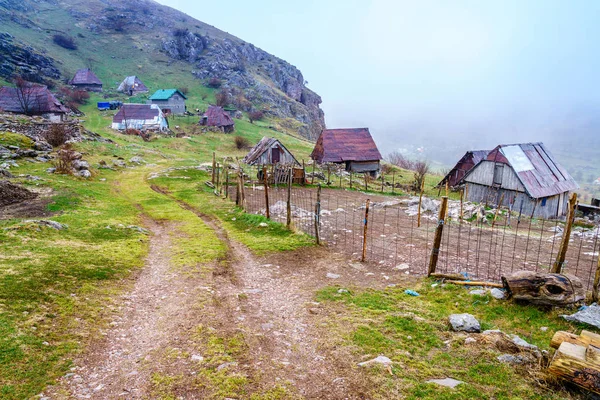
[{"xmin": 157, "ymin": 0, "xmax": 600, "ymax": 160}]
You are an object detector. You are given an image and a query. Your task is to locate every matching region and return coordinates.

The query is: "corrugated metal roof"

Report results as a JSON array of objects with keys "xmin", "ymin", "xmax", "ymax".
[
  {"xmin": 485, "ymin": 142, "xmax": 578, "ymax": 198},
  {"xmin": 0, "ymin": 85, "xmax": 69, "ymax": 114},
  {"xmin": 439, "ymin": 149, "xmax": 490, "ymax": 187},
  {"xmin": 117, "ymin": 76, "xmax": 148, "ymax": 93},
  {"xmin": 149, "ymin": 89, "xmax": 187, "ymax": 101},
  {"xmin": 113, "ymin": 104, "xmax": 160, "ymax": 122},
  {"xmin": 242, "ymin": 137, "xmax": 299, "ymax": 165},
  {"xmin": 69, "ymin": 69, "xmax": 102, "ymax": 85},
  {"xmin": 202, "ymin": 105, "xmax": 234, "ymax": 127},
  {"xmin": 310, "ymin": 128, "xmax": 382, "ymax": 163}
]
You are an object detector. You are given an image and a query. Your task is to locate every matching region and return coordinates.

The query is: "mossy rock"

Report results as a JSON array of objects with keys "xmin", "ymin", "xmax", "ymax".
[{"xmin": 0, "ymin": 131, "xmax": 35, "ymax": 149}]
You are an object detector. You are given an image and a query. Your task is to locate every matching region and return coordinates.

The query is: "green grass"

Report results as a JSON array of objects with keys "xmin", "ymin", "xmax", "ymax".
[
  {"xmin": 0, "ymin": 132, "xmax": 34, "ymax": 148},
  {"xmin": 314, "ymin": 280, "xmax": 586, "ymax": 399}
]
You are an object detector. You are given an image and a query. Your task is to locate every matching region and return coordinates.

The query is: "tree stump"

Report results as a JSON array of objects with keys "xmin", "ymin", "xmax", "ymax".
[
  {"xmin": 548, "ymin": 331, "xmax": 600, "ymax": 394},
  {"xmin": 501, "ymin": 271, "xmax": 585, "ymax": 306}
]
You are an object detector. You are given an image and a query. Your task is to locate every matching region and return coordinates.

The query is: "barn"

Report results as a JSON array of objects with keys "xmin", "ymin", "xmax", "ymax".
[
  {"xmin": 68, "ymin": 69, "xmax": 103, "ymax": 92},
  {"xmin": 148, "ymin": 89, "xmax": 187, "ymax": 115},
  {"xmin": 461, "ymin": 142, "xmax": 578, "ymax": 219},
  {"xmin": 243, "ymin": 137, "xmax": 300, "ymax": 166},
  {"xmin": 0, "ymin": 85, "xmax": 70, "ymax": 122},
  {"xmin": 199, "ymin": 105, "xmax": 235, "ymax": 133},
  {"xmin": 111, "ymin": 104, "xmax": 168, "ymax": 132},
  {"xmin": 439, "ymin": 149, "xmax": 490, "ymax": 187},
  {"xmin": 117, "ymin": 76, "xmax": 149, "ymax": 96},
  {"xmin": 310, "ymin": 128, "xmax": 382, "ymax": 176}
]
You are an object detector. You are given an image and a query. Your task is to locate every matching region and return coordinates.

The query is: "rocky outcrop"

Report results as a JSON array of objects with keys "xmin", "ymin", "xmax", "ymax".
[
  {"xmin": 0, "ymin": 32, "xmax": 61, "ymax": 84},
  {"xmin": 161, "ymin": 29, "xmax": 206, "ymax": 63}
]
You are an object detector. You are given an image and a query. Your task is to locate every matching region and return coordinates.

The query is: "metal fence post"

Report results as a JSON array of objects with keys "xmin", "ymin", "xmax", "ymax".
[
  {"xmin": 362, "ymin": 199, "xmax": 370, "ymax": 262},
  {"xmin": 428, "ymin": 196, "xmax": 448, "ymax": 276},
  {"xmin": 551, "ymin": 193, "xmax": 577, "ymax": 273}
]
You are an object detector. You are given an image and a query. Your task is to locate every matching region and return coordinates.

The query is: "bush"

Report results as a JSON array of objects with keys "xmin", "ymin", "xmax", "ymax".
[
  {"xmin": 215, "ymin": 89, "xmax": 230, "ymax": 107},
  {"xmin": 207, "ymin": 77, "xmax": 222, "ymax": 88},
  {"xmin": 52, "ymin": 34, "xmax": 77, "ymax": 50},
  {"xmin": 59, "ymin": 87, "xmax": 90, "ymax": 105},
  {"xmin": 248, "ymin": 110, "xmax": 264, "ymax": 124},
  {"xmin": 54, "ymin": 144, "xmax": 78, "ymax": 174},
  {"xmin": 43, "ymin": 124, "xmax": 69, "ymax": 147},
  {"xmin": 178, "ymin": 86, "xmax": 189, "ymax": 95},
  {"xmin": 412, "ymin": 161, "xmax": 430, "ymax": 191},
  {"xmin": 234, "ymin": 135, "xmax": 250, "ymax": 150}
]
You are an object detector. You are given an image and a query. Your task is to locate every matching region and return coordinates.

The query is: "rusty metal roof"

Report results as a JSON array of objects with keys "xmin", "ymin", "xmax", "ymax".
[
  {"xmin": 484, "ymin": 142, "xmax": 578, "ymax": 198},
  {"xmin": 310, "ymin": 128, "xmax": 382, "ymax": 163},
  {"xmin": 69, "ymin": 69, "xmax": 102, "ymax": 85},
  {"xmin": 0, "ymin": 85, "xmax": 69, "ymax": 114},
  {"xmin": 440, "ymin": 149, "xmax": 490, "ymax": 187},
  {"xmin": 242, "ymin": 137, "xmax": 299, "ymax": 165},
  {"xmin": 113, "ymin": 104, "xmax": 160, "ymax": 122},
  {"xmin": 203, "ymin": 105, "xmax": 234, "ymax": 127}
]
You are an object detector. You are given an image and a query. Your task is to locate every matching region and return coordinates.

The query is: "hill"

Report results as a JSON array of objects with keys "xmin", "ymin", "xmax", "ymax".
[{"xmin": 0, "ymin": 0, "xmax": 325, "ymax": 139}]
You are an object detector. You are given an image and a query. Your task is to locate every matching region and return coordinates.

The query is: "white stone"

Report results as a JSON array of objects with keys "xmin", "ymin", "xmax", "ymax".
[
  {"xmin": 326, "ymin": 273, "xmax": 340, "ymax": 279},
  {"xmin": 358, "ymin": 355, "xmax": 392, "ymax": 367},
  {"xmin": 426, "ymin": 378, "xmax": 464, "ymax": 388},
  {"xmin": 449, "ymin": 314, "xmax": 481, "ymax": 333},
  {"xmin": 490, "ymin": 288, "xmax": 506, "ymax": 299}
]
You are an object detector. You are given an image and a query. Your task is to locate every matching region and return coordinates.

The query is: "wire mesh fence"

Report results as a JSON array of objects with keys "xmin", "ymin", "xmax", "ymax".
[{"xmin": 224, "ymin": 169, "xmax": 600, "ymax": 291}]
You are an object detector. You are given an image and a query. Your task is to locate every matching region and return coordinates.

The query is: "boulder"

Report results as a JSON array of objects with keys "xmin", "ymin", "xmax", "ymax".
[{"xmin": 449, "ymin": 314, "xmax": 481, "ymax": 333}]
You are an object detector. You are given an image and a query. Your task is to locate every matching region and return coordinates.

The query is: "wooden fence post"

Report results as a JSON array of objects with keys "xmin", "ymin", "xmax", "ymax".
[
  {"xmin": 215, "ymin": 163, "xmax": 220, "ymax": 194},
  {"xmin": 459, "ymin": 188, "xmax": 464, "ymax": 223},
  {"xmin": 302, "ymin": 159, "xmax": 306, "ymax": 185},
  {"xmin": 364, "ymin": 173, "xmax": 368, "ymax": 191},
  {"xmin": 263, "ymin": 166, "xmax": 270, "ymax": 219},
  {"xmin": 428, "ymin": 196, "xmax": 449, "ymax": 276},
  {"xmin": 311, "ymin": 161, "xmax": 316, "ymax": 185},
  {"xmin": 392, "ymin": 170, "xmax": 395, "ymax": 195},
  {"xmin": 491, "ymin": 193, "xmax": 504, "ymax": 228},
  {"xmin": 225, "ymin": 166, "xmax": 229, "ymax": 199},
  {"xmin": 361, "ymin": 199, "xmax": 370, "ymax": 262},
  {"xmin": 315, "ymin": 184, "xmax": 321, "ymax": 244},
  {"xmin": 593, "ymin": 254, "xmax": 600, "ymax": 303},
  {"xmin": 381, "ymin": 173, "xmax": 384, "ymax": 193},
  {"xmin": 239, "ymin": 169, "xmax": 246, "ymax": 211},
  {"xmin": 211, "ymin": 152, "xmax": 216, "ymax": 184},
  {"xmin": 350, "ymin": 171, "xmax": 353, "ymax": 189},
  {"xmin": 417, "ymin": 178, "xmax": 425, "ymax": 227},
  {"xmin": 286, "ymin": 167, "xmax": 292, "ymax": 228},
  {"xmin": 551, "ymin": 193, "xmax": 578, "ymax": 274},
  {"xmin": 327, "ymin": 164, "xmax": 331, "ymax": 185}
]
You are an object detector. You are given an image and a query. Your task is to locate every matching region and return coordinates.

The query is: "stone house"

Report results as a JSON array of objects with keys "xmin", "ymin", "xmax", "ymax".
[
  {"xmin": 111, "ymin": 104, "xmax": 168, "ymax": 132},
  {"xmin": 0, "ymin": 85, "xmax": 69, "ymax": 122},
  {"xmin": 68, "ymin": 68, "xmax": 103, "ymax": 92},
  {"xmin": 147, "ymin": 89, "xmax": 187, "ymax": 115}
]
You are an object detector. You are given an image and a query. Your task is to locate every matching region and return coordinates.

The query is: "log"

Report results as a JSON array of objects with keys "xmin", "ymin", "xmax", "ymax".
[
  {"xmin": 551, "ymin": 330, "xmax": 600, "ymax": 349},
  {"xmin": 501, "ymin": 271, "xmax": 585, "ymax": 306},
  {"xmin": 548, "ymin": 342, "xmax": 600, "ymax": 394},
  {"xmin": 446, "ymin": 280, "xmax": 503, "ymax": 288},
  {"xmin": 430, "ymin": 273, "xmax": 469, "ymax": 281}
]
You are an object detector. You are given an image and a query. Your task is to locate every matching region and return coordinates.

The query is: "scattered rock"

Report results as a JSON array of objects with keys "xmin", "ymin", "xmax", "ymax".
[
  {"xmin": 562, "ymin": 303, "xmax": 600, "ymax": 329},
  {"xmin": 469, "ymin": 289, "xmax": 487, "ymax": 296},
  {"xmin": 490, "ymin": 288, "xmax": 506, "ymax": 300},
  {"xmin": 540, "ymin": 326, "xmax": 548, "ymax": 332},
  {"xmin": 0, "ymin": 169, "xmax": 13, "ymax": 178},
  {"xmin": 78, "ymin": 170, "xmax": 92, "ymax": 178},
  {"xmin": 449, "ymin": 313, "xmax": 481, "ymax": 333},
  {"xmin": 113, "ymin": 160, "xmax": 126, "ymax": 168},
  {"xmin": 497, "ymin": 354, "xmax": 529, "ymax": 365},
  {"xmin": 510, "ymin": 334, "xmax": 538, "ymax": 351},
  {"xmin": 358, "ymin": 355, "xmax": 392, "ymax": 367},
  {"xmin": 394, "ymin": 263, "xmax": 410, "ymax": 270},
  {"xmin": 258, "ymin": 222, "xmax": 268, "ymax": 227},
  {"xmin": 337, "ymin": 288, "xmax": 349, "ymax": 294},
  {"xmin": 326, "ymin": 273, "xmax": 340, "ymax": 279},
  {"xmin": 426, "ymin": 378, "xmax": 464, "ymax": 389},
  {"xmin": 129, "ymin": 156, "xmax": 145, "ymax": 164},
  {"xmin": 191, "ymin": 354, "xmax": 204, "ymax": 362},
  {"xmin": 24, "ymin": 220, "xmax": 67, "ymax": 230},
  {"xmin": 46, "ymin": 167, "xmax": 56, "ymax": 174},
  {"xmin": 464, "ymin": 337, "xmax": 477, "ymax": 345},
  {"xmin": 72, "ymin": 160, "xmax": 90, "ymax": 171}
]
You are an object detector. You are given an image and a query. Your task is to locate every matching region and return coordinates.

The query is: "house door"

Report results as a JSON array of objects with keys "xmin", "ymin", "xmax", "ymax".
[{"xmin": 271, "ymin": 147, "xmax": 280, "ymax": 163}]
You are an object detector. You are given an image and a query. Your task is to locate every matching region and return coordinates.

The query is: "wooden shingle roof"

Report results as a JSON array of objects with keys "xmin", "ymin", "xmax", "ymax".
[{"xmin": 310, "ymin": 128, "xmax": 382, "ymax": 163}]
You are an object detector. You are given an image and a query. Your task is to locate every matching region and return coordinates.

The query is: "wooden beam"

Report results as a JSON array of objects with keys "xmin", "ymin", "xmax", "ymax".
[{"xmin": 548, "ymin": 342, "xmax": 600, "ymax": 394}]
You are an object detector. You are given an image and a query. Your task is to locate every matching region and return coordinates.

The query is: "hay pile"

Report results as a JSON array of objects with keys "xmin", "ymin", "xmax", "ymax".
[{"xmin": 0, "ymin": 180, "xmax": 38, "ymax": 207}]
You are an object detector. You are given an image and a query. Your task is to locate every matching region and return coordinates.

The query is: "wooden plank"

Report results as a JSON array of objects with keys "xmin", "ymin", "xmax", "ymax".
[
  {"xmin": 551, "ymin": 192, "xmax": 578, "ymax": 273},
  {"xmin": 551, "ymin": 331, "xmax": 600, "ymax": 350},
  {"xmin": 427, "ymin": 197, "xmax": 448, "ymax": 276},
  {"xmin": 548, "ymin": 342, "xmax": 600, "ymax": 394},
  {"xmin": 587, "ymin": 345, "xmax": 600, "ymax": 364}
]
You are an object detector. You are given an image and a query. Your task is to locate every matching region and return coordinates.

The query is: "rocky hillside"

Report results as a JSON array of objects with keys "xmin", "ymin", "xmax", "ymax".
[{"xmin": 0, "ymin": 0, "xmax": 325, "ymax": 139}]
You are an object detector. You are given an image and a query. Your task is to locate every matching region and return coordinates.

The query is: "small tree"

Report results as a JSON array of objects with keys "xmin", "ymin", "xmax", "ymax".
[
  {"xmin": 54, "ymin": 143, "xmax": 78, "ymax": 174},
  {"xmin": 13, "ymin": 77, "xmax": 41, "ymax": 116},
  {"xmin": 248, "ymin": 110, "xmax": 264, "ymax": 124},
  {"xmin": 43, "ymin": 124, "xmax": 69, "ymax": 147},
  {"xmin": 215, "ymin": 89, "xmax": 229, "ymax": 107},
  {"xmin": 178, "ymin": 86, "xmax": 189, "ymax": 95},
  {"xmin": 234, "ymin": 135, "xmax": 250, "ymax": 149},
  {"xmin": 387, "ymin": 151, "xmax": 415, "ymax": 170},
  {"xmin": 52, "ymin": 34, "xmax": 77, "ymax": 50},
  {"xmin": 413, "ymin": 160, "xmax": 430, "ymax": 192},
  {"xmin": 207, "ymin": 77, "xmax": 222, "ymax": 88}
]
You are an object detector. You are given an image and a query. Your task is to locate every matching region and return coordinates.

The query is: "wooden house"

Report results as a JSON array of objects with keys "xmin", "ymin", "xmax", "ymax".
[
  {"xmin": 310, "ymin": 128, "xmax": 382, "ymax": 176},
  {"xmin": 68, "ymin": 69, "xmax": 102, "ymax": 92},
  {"xmin": 117, "ymin": 76, "xmax": 149, "ymax": 96},
  {"xmin": 243, "ymin": 137, "xmax": 300, "ymax": 166},
  {"xmin": 200, "ymin": 105, "xmax": 235, "ymax": 133},
  {"xmin": 460, "ymin": 142, "xmax": 578, "ymax": 219},
  {"xmin": 148, "ymin": 89, "xmax": 187, "ymax": 115},
  {"xmin": 439, "ymin": 149, "xmax": 490, "ymax": 188},
  {"xmin": 111, "ymin": 104, "xmax": 168, "ymax": 132},
  {"xmin": 0, "ymin": 85, "xmax": 69, "ymax": 122}
]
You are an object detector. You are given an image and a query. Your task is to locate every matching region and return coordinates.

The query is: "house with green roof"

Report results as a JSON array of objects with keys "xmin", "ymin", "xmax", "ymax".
[{"xmin": 147, "ymin": 89, "xmax": 187, "ymax": 115}]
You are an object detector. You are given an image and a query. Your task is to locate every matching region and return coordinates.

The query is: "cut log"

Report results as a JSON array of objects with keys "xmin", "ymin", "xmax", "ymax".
[
  {"xmin": 551, "ymin": 330, "xmax": 600, "ymax": 349},
  {"xmin": 446, "ymin": 280, "xmax": 503, "ymax": 288},
  {"xmin": 548, "ymin": 342, "xmax": 600, "ymax": 394},
  {"xmin": 501, "ymin": 271, "xmax": 585, "ymax": 306},
  {"xmin": 430, "ymin": 273, "xmax": 468, "ymax": 281}
]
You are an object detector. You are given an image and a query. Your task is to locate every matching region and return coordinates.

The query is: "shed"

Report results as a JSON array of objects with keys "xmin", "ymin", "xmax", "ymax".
[
  {"xmin": 243, "ymin": 137, "xmax": 300, "ymax": 166},
  {"xmin": 117, "ymin": 76, "xmax": 149, "ymax": 96},
  {"xmin": 461, "ymin": 142, "xmax": 578, "ymax": 219},
  {"xmin": 439, "ymin": 149, "xmax": 490, "ymax": 187},
  {"xmin": 111, "ymin": 104, "xmax": 168, "ymax": 132},
  {"xmin": 310, "ymin": 128, "xmax": 382, "ymax": 176},
  {"xmin": 0, "ymin": 85, "xmax": 69, "ymax": 122},
  {"xmin": 200, "ymin": 105, "xmax": 235, "ymax": 133},
  {"xmin": 148, "ymin": 89, "xmax": 187, "ymax": 115},
  {"xmin": 68, "ymin": 69, "xmax": 102, "ymax": 92}
]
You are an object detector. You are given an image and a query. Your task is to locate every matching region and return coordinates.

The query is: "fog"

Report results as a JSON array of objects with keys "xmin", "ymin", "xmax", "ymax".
[{"xmin": 157, "ymin": 0, "xmax": 600, "ymax": 166}]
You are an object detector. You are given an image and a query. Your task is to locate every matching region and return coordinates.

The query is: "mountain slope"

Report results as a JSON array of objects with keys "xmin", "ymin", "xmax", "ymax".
[{"xmin": 0, "ymin": 0, "xmax": 325, "ymax": 139}]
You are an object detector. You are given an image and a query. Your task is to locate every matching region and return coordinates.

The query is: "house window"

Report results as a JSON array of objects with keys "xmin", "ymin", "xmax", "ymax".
[
  {"xmin": 493, "ymin": 163, "xmax": 504, "ymax": 186},
  {"xmin": 541, "ymin": 197, "xmax": 547, "ymax": 207}
]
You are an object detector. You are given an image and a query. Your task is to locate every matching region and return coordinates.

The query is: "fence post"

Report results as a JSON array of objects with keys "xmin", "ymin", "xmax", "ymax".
[
  {"xmin": 491, "ymin": 193, "xmax": 504, "ymax": 228},
  {"xmin": 302, "ymin": 159, "xmax": 306, "ymax": 185},
  {"xmin": 551, "ymin": 192, "xmax": 578, "ymax": 273},
  {"xmin": 311, "ymin": 161, "xmax": 316, "ymax": 185},
  {"xmin": 392, "ymin": 170, "xmax": 395, "ymax": 195},
  {"xmin": 428, "ymin": 196, "xmax": 448, "ymax": 276},
  {"xmin": 459, "ymin": 188, "xmax": 464, "ymax": 223},
  {"xmin": 381, "ymin": 172, "xmax": 384, "ymax": 193},
  {"xmin": 215, "ymin": 163, "xmax": 220, "ymax": 194},
  {"xmin": 263, "ymin": 166, "xmax": 270, "ymax": 219},
  {"xmin": 315, "ymin": 184, "xmax": 321, "ymax": 244},
  {"xmin": 286, "ymin": 167, "xmax": 292, "ymax": 228},
  {"xmin": 362, "ymin": 199, "xmax": 370, "ymax": 262},
  {"xmin": 593, "ymin": 254, "xmax": 600, "ymax": 303},
  {"xmin": 364, "ymin": 173, "xmax": 368, "ymax": 191},
  {"xmin": 225, "ymin": 166, "xmax": 229, "ymax": 199},
  {"xmin": 327, "ymin": 164, "xmax": 331, "ymax": 185},
  {"xmin": 350, "ymin": 171, "xmax": 353, "ymax": 189},
  {"xmin": 239, "ymin": 169, "xmax": 246, "ymax": 211},
  {"xmin": 417, "ymin": 179, "xmax": 425, "ymax": 227},
  {"xmin": 211, "ymin": 151, "xmax": 216, "ymax": 184}
]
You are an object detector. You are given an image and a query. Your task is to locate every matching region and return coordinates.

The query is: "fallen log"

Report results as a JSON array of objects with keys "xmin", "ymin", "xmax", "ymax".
[
  {"xmin": 446, "ymin": 280, "xmax": 503, "ymax": 288},
  {"xmin": 551, "ymin": 330, "xmax": 600, "ymax": 349},
  {"xmin": 501, "ymin": 271, "xmax": 585, "ymax": 306},
  {"xmin": 548, "ymin": 341, "xmax": 600, "ymax": 394},
  {"xmin": 430, "ymin": 273, "xmax": 469, "ymax": 281}
]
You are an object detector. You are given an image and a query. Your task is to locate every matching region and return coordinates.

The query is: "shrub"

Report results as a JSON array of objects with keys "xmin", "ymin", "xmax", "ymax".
[
  {"xmin": 59, "ymin": 87, "xmax": 90, "ymax": 105},
  {"xmin": 52, "ymin": 34, "xmax": 77, "ymax": 50},
  {"xmin": 413, "ymin": 160, "xmax": 430, "ymax": 191},
  {"xmin": 43, "ymin": 124, "xmax": 69, "ymax": 147},
  {"xmin": 54, "ymin": 143, "xmax": 78, "ymax": 174},
  {"xmin": 207, "ymin": 77, "xmax": 222, "ymax": 88},
  {"xmin": 215, "ymin": 89, "xmax": 230, "ymax": 107},
  {"xmin": 248, "ymin": 110, "xmax": 264, "ymax": 124},
  {"xmin": 178, "ymin": 86, "xmax": 189, "ymax": 95},
  {"xmin": 234, "ymin": 135, "xmax": 250, "ymax": 150}
]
